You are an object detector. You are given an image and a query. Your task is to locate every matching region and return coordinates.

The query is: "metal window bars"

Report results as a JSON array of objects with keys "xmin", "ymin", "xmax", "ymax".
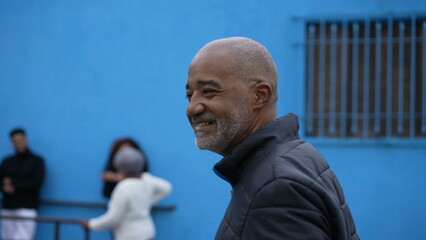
[{"xmin": 305, "ymin": 15, "xmax": 426, "ymax": 138}]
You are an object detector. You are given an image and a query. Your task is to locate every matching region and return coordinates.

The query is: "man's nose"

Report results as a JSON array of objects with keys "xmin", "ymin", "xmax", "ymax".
[{"xmin": 186, "ymin": 96, "xmax": 206, "ymax": 118}]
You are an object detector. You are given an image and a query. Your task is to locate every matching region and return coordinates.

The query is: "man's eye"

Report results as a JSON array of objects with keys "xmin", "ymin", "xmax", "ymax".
[
  {"xmin": 203, "ymin": 89, "xmax": 217, "ymax": 94},
  {"xmin": 185, "ymin": 93, "xmax": 193, "ymax": 101}
]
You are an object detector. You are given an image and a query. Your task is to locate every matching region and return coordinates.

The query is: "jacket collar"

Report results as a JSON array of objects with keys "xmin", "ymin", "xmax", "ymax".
[
  {"xmin": 213, "ymin": 113, "xmax": 300, "ymax": 185},
  {"xmin": 15, "ymin": 149, "xmax": 32, "ymax": 158}
]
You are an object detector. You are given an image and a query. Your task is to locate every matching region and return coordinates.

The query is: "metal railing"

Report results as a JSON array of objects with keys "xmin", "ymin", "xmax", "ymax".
[
  {"xmin": 0, "ymin": 199, "xmax": 176, "ymax": 240},
  {"xmin": 40, "ymin": 199, "xmax": 176, "ymax": 211},
  {"xmin": 0, "ymin": 215, "xmax": 89, "ymax": 240}
]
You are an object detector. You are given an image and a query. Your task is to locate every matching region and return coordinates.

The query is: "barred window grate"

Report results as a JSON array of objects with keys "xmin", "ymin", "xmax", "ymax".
[{"xmin": 305, "ymin": 15, "xmax": 426, "ymax": 138}]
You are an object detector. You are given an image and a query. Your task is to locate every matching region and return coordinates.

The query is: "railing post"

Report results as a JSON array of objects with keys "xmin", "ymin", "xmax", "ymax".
[
  {"xmin": 84, "ymin": 227, "xmax": 90, "ymax": 240},
  {"xmin": 54, "ymin": 221, "xmax": 60, "ymax": 240}
]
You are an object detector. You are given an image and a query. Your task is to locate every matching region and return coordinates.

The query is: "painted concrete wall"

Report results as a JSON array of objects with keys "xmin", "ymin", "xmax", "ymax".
[{"xmin": 0, "ymin": 0, "xmax": 425, "ymax": 239}]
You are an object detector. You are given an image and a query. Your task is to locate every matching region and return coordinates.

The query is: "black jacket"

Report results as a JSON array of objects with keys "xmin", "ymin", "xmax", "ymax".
[
  {"xmin": 213, "ymin": 114, "xmax": 359, "ymax": 240},
  {"xmin": 0, "ymin": 150, "xmax": 45, "ymax": 209}
]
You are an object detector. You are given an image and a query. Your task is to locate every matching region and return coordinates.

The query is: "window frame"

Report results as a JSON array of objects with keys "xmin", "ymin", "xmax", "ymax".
[{"xmin": 300, "ymin": 14, "xmax": 426, "ymax": 144}]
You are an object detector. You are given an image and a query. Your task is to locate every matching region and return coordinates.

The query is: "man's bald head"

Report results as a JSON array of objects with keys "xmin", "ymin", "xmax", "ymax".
[{"xmin": 195, "ymin": 37, "xmax": 278, "ymax": 103}]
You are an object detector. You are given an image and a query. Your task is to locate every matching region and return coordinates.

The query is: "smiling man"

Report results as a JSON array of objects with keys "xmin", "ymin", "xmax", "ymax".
[{"xmin": 185, "ymin": 37, "xmax": 359, "ymax": 240}]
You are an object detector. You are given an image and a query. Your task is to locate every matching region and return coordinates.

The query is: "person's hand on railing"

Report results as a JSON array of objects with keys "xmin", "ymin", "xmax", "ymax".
[{"xmin": 80, "ymin": 219, "xmax": 89, "ymax": 229}]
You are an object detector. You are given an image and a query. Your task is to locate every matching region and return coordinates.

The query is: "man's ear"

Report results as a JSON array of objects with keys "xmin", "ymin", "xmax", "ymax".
[{"xmin": 251, "ymin": 81, "xmax": 272, "ymax": 109}]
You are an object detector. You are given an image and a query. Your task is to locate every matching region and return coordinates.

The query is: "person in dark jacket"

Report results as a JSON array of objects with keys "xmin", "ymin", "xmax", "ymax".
[
  {"xmin": 0, "ymin": 128, "xmax": 45, "ymax": 240},
  {"xmin": 185, "ymin": 37, "xmax": 359, "ymax": 240}
]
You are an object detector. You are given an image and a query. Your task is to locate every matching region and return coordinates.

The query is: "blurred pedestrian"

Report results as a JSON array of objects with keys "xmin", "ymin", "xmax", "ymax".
[
  {"xmin": 0, "ymin": 128, "xmax": 45, "ymax": 240},
  {"xmin": 82, "ymin": 148, "xmax": 171, "ymax": 240}
]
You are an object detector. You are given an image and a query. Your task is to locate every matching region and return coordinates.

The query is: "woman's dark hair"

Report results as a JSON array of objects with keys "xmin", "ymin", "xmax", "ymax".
[
  {"xmin": 109, "ymin": 138, "xmax": 147, "ymax": 166},
  {"xmin": 102, "ymin": 137, "xmax": 149, "ymax": 198}
]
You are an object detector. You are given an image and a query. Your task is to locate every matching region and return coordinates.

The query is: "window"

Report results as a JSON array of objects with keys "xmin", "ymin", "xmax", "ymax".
[{"xmin": 305, "ymin": 15, "xmax": 426, "ymax": 138}]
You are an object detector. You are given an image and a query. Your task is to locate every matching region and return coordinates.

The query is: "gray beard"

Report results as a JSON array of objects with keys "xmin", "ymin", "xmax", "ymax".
[{"xmin": 195, "ymin": 100, "xmax": 251, "ymax": 155}]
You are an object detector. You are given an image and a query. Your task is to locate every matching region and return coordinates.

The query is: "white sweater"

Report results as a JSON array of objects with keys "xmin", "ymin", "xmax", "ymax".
[{"xmin": 89, "ymin": 173, "xmax": 172, "ymax": 240}]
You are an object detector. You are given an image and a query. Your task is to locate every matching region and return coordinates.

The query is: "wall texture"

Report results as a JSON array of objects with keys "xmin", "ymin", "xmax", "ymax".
[{"xmin": 0, "ymin": 0, "xmax": 425, "ymax": 239}]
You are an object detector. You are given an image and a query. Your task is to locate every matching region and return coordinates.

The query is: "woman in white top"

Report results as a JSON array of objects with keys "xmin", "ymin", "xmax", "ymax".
[{"xmin": 81, "ymin": 148, "xmax": 172, "ymax": 240}]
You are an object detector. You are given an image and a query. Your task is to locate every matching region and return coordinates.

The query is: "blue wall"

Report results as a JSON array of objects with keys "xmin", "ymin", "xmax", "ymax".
[{"xmin": 1, "ymin": 0, "xmax": 426, "ymax": 239}]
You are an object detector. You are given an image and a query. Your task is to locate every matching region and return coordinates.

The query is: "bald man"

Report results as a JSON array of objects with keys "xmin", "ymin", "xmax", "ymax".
[{"xmin": 185, "ymin": 37, "xmax": 359, "ymax": 240}]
